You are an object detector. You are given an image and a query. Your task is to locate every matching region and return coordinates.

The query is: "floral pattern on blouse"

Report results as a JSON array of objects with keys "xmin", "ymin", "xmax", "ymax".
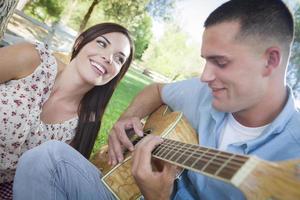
[{"xmin": 0, "ymin": 42, "xmax": 78, "ymax": 183}]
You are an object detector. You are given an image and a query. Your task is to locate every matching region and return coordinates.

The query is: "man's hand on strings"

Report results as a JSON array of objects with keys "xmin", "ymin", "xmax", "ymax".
[{"xmin": 108, "ymin": 117, "xmax": 144, "ymax": 165}]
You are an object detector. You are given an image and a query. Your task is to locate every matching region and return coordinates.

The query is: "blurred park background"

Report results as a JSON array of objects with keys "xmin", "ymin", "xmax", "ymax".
[{"xmin": 1, "ymin": 0, "xmax": 300, "ymax": 155}]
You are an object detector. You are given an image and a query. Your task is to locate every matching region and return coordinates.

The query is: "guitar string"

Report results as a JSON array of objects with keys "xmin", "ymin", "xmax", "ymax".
[
  {"xmin": 153, "ymin": 144, "xmax": 243, "ymax": 177},
  {"xmin": 131, "ymin": 135, "xmax": 248, "ymax": 164},
  {"xmin": 160, "ymin": 139, "xmax": 248, "ymax": 164},
  {"xmin": 155, "ymin": 144, "xmax": 242, "ymax": 171},
  {"xmin": 154, "ymin": 143, "xmax": 242, "ymax": 172},
  {"xmin": 157, "ymin": 140, "xmax": 247, "ymax": 167},
  {"xmin": 152, "ymin": 140, "xmax": 247, "ymax": 173},
  {"xmin": 130, "ymin": 134, "xmax": 248, "ymax": 175}
]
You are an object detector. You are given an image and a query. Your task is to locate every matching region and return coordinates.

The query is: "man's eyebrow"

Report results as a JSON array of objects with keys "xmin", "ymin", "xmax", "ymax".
[
  {"xmin": 100, "ymin": 35, "xmax": 111, "ymax": 44},
  {"xmin": 201, "ymin": 55, "xmax": 228, "ymax": 60}
]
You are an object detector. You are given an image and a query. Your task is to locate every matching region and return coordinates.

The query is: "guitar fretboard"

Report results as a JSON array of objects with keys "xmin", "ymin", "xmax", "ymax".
[{"xmin": 152, "ymin": 139, "xmax": 249, "ymax": 181}]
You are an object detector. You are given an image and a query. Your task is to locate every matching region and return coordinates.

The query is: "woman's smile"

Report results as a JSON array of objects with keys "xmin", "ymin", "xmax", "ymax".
[{"xmin": 90, "ymin": 59, "xmax": 107, "ymax": 76}]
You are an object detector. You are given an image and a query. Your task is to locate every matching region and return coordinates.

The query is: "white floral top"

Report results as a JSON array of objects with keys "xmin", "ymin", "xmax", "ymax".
[{"xmin": 0, "ymin": 42, "xmax": 78, "ymax": 183}]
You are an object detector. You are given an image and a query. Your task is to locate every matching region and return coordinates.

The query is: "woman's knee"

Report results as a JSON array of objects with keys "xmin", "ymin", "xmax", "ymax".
[{"xmin": 18, "ymin": 140, "xmax": 70, "ymax": 167}]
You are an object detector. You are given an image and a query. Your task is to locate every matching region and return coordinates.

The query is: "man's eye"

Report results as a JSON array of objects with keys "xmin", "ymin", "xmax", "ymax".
[
  {"xmin": 97, "ymin": 40, "xmax": 106, "ymax": 48},
  {"xmin": 217, "ymin": 63, "xmax": 226, "ymax": 68},
  {"xmin": 214, "ymin": 60, "xmax": 227, "ymax": 68}
]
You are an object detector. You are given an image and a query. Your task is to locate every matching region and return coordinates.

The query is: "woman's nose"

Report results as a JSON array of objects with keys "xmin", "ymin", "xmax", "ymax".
[{"xmin": 102, "ymin": 53, "xmax": 113, "ymax": 64}]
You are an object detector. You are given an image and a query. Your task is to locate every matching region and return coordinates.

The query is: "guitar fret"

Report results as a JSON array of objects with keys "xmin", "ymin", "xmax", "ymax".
[
  {"xmin": 215, "ymin": 154, "xmax": 234, "ymax": 177},
  {"xmin": 162, "ymin": 140, "xmax": 178, "ymax": 160},
  {"xmin": 190, "ymin": 147, "xmax": 210, "ymax": 170},
  {"xmin": 181, "ymin": 145, "xmax": 199, "ymax": 166},
  {"xmin": 172, "ymin": 143, "xmax": 189, "ymax": 163},
  {"xmin": 153, "ymin": 142, "xmax": 169, "ymax": 158},
  {"xmin": 167, "ymin": 140, "xmax": 187, "ymax": 162},
  {"xmin": 216, "ymin": 154, "xmax": 248, "ymax": 179},
  {"xmin": 155, "ymin": 140, "xmax": 178, "ymax": 160},
  {"xmin": 175, "ymin": 144, "xmax": 196, "ymax": 164},
  {"xmin": 202, "ymin": 150, "xmax": 222, "ymax": 174},
  {"xmin": 153, "ymin": 138, "xmax": 249, "ymax": 182}
]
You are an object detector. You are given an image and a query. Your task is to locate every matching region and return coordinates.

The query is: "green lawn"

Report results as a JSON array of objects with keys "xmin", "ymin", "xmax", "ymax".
[{"xmin": 92, "ymin": 67, "xmax": 153, "ymax": 155}]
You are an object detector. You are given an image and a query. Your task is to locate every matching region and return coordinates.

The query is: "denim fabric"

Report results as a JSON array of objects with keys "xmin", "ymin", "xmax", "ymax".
[{"xmin": 13, "ymin": 140, "xmax": 115, "ymax": 200}]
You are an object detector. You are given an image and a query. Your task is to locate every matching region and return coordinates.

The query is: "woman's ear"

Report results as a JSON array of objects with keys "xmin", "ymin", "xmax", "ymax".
[{"xmin": 262, "ymin": 47, "xmax": 281, "ymax": 77}]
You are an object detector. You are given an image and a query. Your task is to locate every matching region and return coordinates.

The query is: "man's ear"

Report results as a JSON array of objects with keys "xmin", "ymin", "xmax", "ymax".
[{"xmin": 263, "ymin": 47, "xmax": 281, "ymax": 76}]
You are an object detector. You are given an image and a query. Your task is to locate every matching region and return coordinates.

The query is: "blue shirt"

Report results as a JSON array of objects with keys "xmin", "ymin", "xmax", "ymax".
[{"xmin": 161, "ymin": 78, "xmax": 300, "ymax": 200}]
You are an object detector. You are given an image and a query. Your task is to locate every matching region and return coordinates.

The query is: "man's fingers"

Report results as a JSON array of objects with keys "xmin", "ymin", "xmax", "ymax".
[
  {"xmin": 108, "ymin": 133, "xmax": 122, "ymax": 165},
  {"xmin": 132, "ymin": 117, "xmax": 144, "ymax": 137},
  {"xmin": 107, "ymin": 117, "xmax": 144, "ymax": 165},
  {"xmin": 116, "ymin": 126, "xmax": 134, "ymax": 151},
  {"xmin": 134, "ymin": 135, "xmax": 163, "ymax": 171},
  {"xmin": 163, "ymin": 162, "xmax": 179, "ymax": 180}
]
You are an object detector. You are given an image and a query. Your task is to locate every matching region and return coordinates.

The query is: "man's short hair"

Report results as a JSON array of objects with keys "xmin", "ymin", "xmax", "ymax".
[{"xmin": 204, "ymin": 0, "xmax": 294, "ymax": 47}]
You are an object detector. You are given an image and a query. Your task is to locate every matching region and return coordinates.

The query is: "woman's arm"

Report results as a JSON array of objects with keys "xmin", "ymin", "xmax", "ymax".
[{"xmin": 0, "ymin": 42, "xmax": 41, "ymax": 83}]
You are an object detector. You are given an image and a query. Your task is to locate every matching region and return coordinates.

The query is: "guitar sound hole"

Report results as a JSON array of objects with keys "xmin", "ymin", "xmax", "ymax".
[
  {"xmin": 125, "ymin": 128, "xmax": 153, "ymax": 146},
  {"xmin": 144, "ymin": 128, "xmax": 152, "ymax": 135}
]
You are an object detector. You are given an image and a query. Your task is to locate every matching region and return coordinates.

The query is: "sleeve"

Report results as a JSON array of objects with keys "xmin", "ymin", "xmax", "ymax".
[
  {"xmin": 161, "ymin": 78, "xmax": 209, "ymax": 110},
  {"xmin": 161, "ymin": 77, "xmax": 212, "ymax": 129},
  {"xmin": 30, "ymin": 42, "xmax": 58, "ymax": 108}
]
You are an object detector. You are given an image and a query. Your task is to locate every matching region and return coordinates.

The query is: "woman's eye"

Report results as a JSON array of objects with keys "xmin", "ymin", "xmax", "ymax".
[
  {"xmin": 114, "ymin": 56, "xmax": 125, "ymax": 65},
  {"xmin": 97, "ymin": 40, "xmax": 106, "ymax": 48},
  {"xmin": 118, "ymin": 57, "xmax": 124, "ymax": 65}
]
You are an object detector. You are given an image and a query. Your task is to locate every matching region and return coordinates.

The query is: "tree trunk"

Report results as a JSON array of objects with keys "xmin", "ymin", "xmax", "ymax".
[
  {"xmin": 16, "ymin": 0, "xmax": 30, "ymax": 10},
  {"xmin": 0, "ymin": 0, "xmax": 19, "ymax": 40},
  {"xmin": 61, "ymin": 0, "xmax": 78, "ymax": 24},
  {"xmin": 79, "ymin": 0, "xmax": 100, "ymax": 32}
]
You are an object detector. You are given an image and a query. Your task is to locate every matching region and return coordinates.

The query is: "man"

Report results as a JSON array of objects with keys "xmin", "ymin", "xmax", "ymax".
[
  {"xmin": 13, "ymin": 0, "xmax": 300, "ymax": 200},
  {"xmin": 108, "ymin": 0, "xmax": 300, "ymax": 199}
]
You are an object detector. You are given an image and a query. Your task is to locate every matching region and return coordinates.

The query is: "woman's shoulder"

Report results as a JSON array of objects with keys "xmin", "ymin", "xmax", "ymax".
[{"xmin": 0, "ymin": 42, "xmax": 41, "ymax": 83}]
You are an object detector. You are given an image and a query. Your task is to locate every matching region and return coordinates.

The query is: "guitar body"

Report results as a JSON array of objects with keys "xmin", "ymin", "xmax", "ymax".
[
  {"xmin": 90, "ymin": 105, "xmax": 198, "ymax": 200},
  {"xmin": 91, "ymin": 105, "xmax": 300, "ymax": 200}
]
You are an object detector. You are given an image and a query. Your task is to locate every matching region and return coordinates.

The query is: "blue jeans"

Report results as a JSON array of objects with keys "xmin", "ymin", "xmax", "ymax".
[{"xmin": 13, "ymin": 140, "xmax": 115, "ymax": 200}]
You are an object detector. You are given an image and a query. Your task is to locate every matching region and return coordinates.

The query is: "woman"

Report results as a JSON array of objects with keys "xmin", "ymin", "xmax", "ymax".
[{"xmin": 0, "ymin": 22, "xmax": 134, "ymax": 199}]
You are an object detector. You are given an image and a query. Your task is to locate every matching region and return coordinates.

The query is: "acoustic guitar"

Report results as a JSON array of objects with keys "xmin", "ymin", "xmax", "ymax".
[{"xmin": 91, "ymin": 105, "xmax": 300, "ymax": 200}]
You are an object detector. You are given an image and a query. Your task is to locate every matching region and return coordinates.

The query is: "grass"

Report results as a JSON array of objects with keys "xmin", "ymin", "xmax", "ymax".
[{"xmin": 91, "ymin": 67, "xmax": 153, "ymax": 156}]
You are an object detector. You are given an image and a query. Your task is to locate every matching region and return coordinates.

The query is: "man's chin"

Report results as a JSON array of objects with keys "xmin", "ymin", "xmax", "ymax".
[{"xmin": 212, "ymin": 102, "xmax": 232, "ymax": 112}]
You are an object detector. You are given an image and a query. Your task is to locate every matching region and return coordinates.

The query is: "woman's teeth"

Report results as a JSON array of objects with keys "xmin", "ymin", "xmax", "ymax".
[{"xmin": 90, "ymin": 60, "xmax": 106, "ymax": 74}]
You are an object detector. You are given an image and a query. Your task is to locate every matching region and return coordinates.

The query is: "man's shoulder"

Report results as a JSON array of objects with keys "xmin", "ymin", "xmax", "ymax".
[
  {"xmin": 284, "ymin": 110, "xmax": 300, "ymax": 143},
  {"xmin": 164, "ymin": 78, "xmax": 209, "ymax": 94}
]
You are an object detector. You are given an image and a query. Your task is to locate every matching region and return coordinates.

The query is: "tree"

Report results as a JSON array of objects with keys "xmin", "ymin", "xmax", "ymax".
[
  {"xmin": 79, "ymin": 0, "xmax": 100, "ymax": 32},
  {"xmin": 0, "ymin": 0, "xmax": 19, "ymax": 40},
  {"xmin": 132, "ymin": 14, "xmax": 153, "ymax": 59},
  {"xmin": 75, "ymin": 0, "xmax": 179, "ymax": 59},
  {"xmin": 60, "ymin": 0, "xmax": 79, "ymax": 25},
  {"xmin": 16, "ymin": 0, "xmax": 31, "ymax": 10},
  {"xmin": 24, "ymin": 0, "xmax": 66, "ymax": 24},
  {"xmin": 141, "ymin": 23, "xmax": 203, "ymax": 80},
  {"xmin": 146, "ymin": 0, "xmax": 178, "ymax": 22},
  {"xmin": 287, "ymin": 3, "xmax": 300, "ymax": 98},
  {"xmin": 101, "ymin": 0, "xmax": 152, "ymax": 59}
]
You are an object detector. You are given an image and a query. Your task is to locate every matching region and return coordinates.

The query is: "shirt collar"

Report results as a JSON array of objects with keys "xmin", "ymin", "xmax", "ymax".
[{"xmin": 232, "ymin": 87, "xmax": 297, "ymax": 153}]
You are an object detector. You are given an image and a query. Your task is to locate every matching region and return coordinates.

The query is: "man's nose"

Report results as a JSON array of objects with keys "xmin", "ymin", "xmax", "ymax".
[{"xmin": 200, "ymin": 63, "xmax": 216, "ymax": 82}]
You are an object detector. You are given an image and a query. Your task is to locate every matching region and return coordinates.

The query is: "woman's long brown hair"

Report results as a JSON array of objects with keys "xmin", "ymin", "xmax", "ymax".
[{"xmin": 70, "ymin": 23, "xmax": 134, "ymax": 159}]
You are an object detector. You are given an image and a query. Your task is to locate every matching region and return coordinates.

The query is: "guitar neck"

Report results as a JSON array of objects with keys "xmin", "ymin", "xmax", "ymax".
[{"xmin": 152, "ymin": 138, "xmax": 249, "ymax": 182}]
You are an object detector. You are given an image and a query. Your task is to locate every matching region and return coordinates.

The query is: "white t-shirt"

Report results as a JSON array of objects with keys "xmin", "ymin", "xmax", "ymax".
[{"xmin": 218, "ymin": 114, "xmax": 269, "ymax": 151}]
